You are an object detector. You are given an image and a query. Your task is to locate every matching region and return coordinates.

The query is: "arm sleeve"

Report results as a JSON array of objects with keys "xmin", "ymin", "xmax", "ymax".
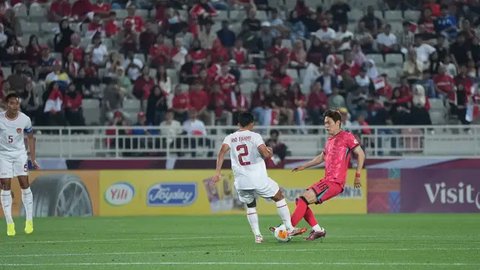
[
  {"xmin": 253, "ymin": 133, "xmax": 265, "ymax": 148},
  {"xmin": 222, "ymin": 134, "xmax": 230, "ymax": 147},
  {"xmin": 345, "ymin": 132, "xmax": 360, "ymax": 150},
  {"xmin": 24, "ymin": 117, "xmax": 33, "ymax": 133}
]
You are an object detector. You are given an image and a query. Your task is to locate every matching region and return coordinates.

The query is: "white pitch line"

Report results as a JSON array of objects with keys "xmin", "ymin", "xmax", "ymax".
[
  {"xmin": 2, "ymin": 262, "xmax": 479, "ymax": 267},
  {"xmin": 3, "ymin": 235, "xmax": 479, "ymax": 245},
  {"xmin": 0, "ymin": 247, "xmax": 478, "ymax": 258}
]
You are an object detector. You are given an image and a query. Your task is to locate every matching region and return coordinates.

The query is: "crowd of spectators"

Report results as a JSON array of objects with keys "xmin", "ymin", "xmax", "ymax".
[{"xmin": 0, "ymin": 0, "xmax": 479, "ymax": 142}]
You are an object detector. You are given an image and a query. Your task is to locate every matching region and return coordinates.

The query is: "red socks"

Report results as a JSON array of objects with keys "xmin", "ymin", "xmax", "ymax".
[
  {"xmin": 304, "ymin": 206, "xmax": 318, "ymax": 227},
  {"xmin": 291, "ymin": 197, "xmax": 308, "ymax": 227}
]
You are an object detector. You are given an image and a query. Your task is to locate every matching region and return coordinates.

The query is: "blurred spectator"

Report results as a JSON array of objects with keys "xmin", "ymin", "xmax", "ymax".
[
  {"xmin": 26, "ymin": 35, "xmax": 42, "ymax": 71},
  {"xmin": 217, "ymin": 20, "xmax": 236, "ymax": 48},
  {"xmin": 411, "ymin": 84, "xmax": 432, "ymax": 125},
  {"xmin": 376, "ymin": 24, "xmax": 399, "ymax": 53},
  {"xmin": 208, "ymin": 83, "xmax": 231, "ymax": 125},
  {"xmin": 20, "ymin": 80, "xmax": 40, "ymax": 123},
  {"xmin": 287, "ymin": 83, "xmax": 306, "ymax": 129},
  {"xmin": 360, "ymin": 6, "xmax": 382, "ymax": 36},
  {"xmin": 133, "ymin": 66, "xmax": 155, "ymax": 100},
  {"xmin": 71, "ymin": 0, "xmax": 93, "ymax": 22},
  {"xmin": 38, "ymin": 47, "xmax": 55, "ymax": 80},
  {"xmin": 290, "ymin": 39, "xmax": 307, "ymax": 68},
  {"xmin": 449, "ymin": 33, "xmax": 469, "ymax": 67},
  {"xmin": 64, "ymin": 83, "xmax": 86, "ymax": 126},
  {"xmin": 5, "ymin": 36, "xmax": 25, "ymax": 62},
  {"xmin": 418, "ymin": 8, "xmax": 435, "ymax": 36},
  {"xmin": 210, "ymin": 38, "xmax": 229, "ymax": 64},
  {"xmin": 403, "ymin": 49, "xmax": 423, "ymax": 82},
  {"xmin": 434, "ymin": 65, "xmax": 455, "ymax": 105},
  {"xmin": 78, "ymin": 55, "xmax": 101, "ymax": 96},
  {"xmin": 87, "ymin": 34, "xmax": 109, "ymax": 66},
  {"xmin": 330, "ymin": 0, "xmax": 350, "ymax": 28},
  {"xmin": 118, "ymin": 20, "xmax": 138, "ymax": 54},
  {"xmin": 238, "ymin": 21, "xmax": 261, "ymax": 53},
  {"xmin": 103, "ymin": 79, "xmax": 125, "ymax": 120},
  {"xmin": 354, "ymin": 21, "xmax": 374, "ymax": 53},
  {"xmin": 139, "ymin": 22, "xmax": 158, "ymax": 57},
  {"xmin": 188, "ymin": 80, "xmax": 210, "ymax": 124},
  {"xmin": 397, "ymin": 21, "xmax": 415, "ymax": 51},
  {"xmin": 334, "ymin": 23, "xmax": 354, "ymax": 51},
  {"xmin": 86, "ymin": 13, "xmax": 104, "ymax": 38},
  {"xmin": 53, "ymin": 19, "xmax": 74, "ymax": 53},
  {"xmin": 2, "ymin": 9, "xmax": 22, "ymax": 38},
  {"xmin": 7, "ymin": 64, "xmax": 28, "ymax": 94},
  {"xmin": 171, "ymin": 37, "xmax": 188, "ymax": 69},
  {"xmin": 160, "ymin": 109, "xmax": 182, "ymax": 149},
  {"xmin": 43, "ymin": 82, "xmax": 66, "ymax": 126},
  {"xmin": 146, "ymin": 85, "xmax": 168, "ymax": 125},
  {"xmin": 49, "ymin": 0, "xmax": 72, "ymax": 22},
  {"xmin": 123, "ymin": 51, "xmax": 144, "ymax": 81},
  {"xmin": 414, "ymin": 36, "xmax": 436, "ymax": 70},
  {"xmin": 171, "ymin": 84, "xmax": 190, "ymax": 122},
  {"xmin": 288, "ymin": 10, "xmax": 306, "ymax": 42},
  {"xmin": 265, "ymin": 129, "xmax": 288, "ymax": 168},
  {"xmin": 390, "ymin": 85, "xmax": 412, "ymax": 125},
  {"xmin": 190, "ymin": 0, "xmax": 218, "ymax": 26},
  {"xmin": 346, "ymin": 87, "xmax": 369, "ymax": 120},
  {"xmin": 306, "ymin": 82, "xmax": 327, "ymax": 125},
  {"xmin": 228, "ymin": 84, "xmax": 249, "ymax": 125},
  {"xmin": 92, "ymin": 0, "xmax": 111, "ymax": 17},
  {"xmin": 199, "ymin": 20, "xmax": 216, "ymax": 50},
  {"xmin": 328, "ymin": 87, "xmax": 346, "ymax": 109},
  {"xmin": 316, "ymin": 65, "xmax": 338, "ymax": 95},
  {"xmin": 250, "ymin": 83, "xmax": 270, "ymax": 126},
  {"xmin": 268, "ymin": 82, "xmax": 293, "ymax": 125},
  {"xmin": 435, "ymin": 5, "xmax": 458, "ymax": 41},
  {"xmin": 104, "ymin": 11, "xmax": 120, "ymax": 38},
  {"xmin": 149, "ymin": 34, "xmax": 171, "ymax": 68},
  {"xmin": 156, "ymin": 66, "xmax": 172, "ymax": 95},
  {"xmin": 64, "ymin": 33, "xmax": 84, "ymax": 64}
]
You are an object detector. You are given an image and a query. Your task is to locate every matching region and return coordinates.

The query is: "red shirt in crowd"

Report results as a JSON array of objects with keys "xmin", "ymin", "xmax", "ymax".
[
  {"xmin": 49, "ymin": 0, "xmax": 72, "ymax": 19},
  {"xmin": 189, "ymin": 89, "xmax": 209, "ymax": 112},
  {"xmin": 64, "ymin": 93, "xmax": 83, "ymax": 111},
  {"xmin": 172, "ymin": 92, "xmax": 190, "ymax": 111},
  {"xmin": 123, "ymin": 16, "xmax": 145, "ymax": 33},
  {"xmin": 64, "ymin": 45, "xmax": 84, "ymax": 63},
  {"xmin": 434, "ymin": 73, "xmax": 456, "ymax": 103}
]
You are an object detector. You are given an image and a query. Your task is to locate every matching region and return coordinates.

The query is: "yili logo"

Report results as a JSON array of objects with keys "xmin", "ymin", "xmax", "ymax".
[{"xmin": 105, "ymin": 182, "xmax": 135, "ymax": 206}]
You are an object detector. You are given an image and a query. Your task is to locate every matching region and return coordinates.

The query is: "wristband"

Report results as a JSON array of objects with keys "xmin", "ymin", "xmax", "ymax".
[{"xmin": 355, "ymin": 172, "xmax": 361, "ymax": 178}]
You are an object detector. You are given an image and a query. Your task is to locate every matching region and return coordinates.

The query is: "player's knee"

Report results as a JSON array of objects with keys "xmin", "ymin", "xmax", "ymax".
[
  {"xmin": 246, "ymin": 199, "xmax": 256, "ymax": 208},
  {"xmin": 271, "ymin": 190, "xmax": 284, "ymax": 201}
]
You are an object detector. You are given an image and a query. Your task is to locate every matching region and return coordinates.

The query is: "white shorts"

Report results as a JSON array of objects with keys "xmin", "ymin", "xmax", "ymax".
[
  {"xmin": 236, "ymin": 177, "xmax": 280, "ymax": 204},
  {"xmin": 0, "ymin": 154, "xmax": 28, "ymax": 179}
]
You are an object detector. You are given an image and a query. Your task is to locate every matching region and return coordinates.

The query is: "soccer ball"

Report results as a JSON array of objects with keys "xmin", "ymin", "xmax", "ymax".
[{"xmin": 274, "ymin": 224, "xmax": 292, "ymax": 242}]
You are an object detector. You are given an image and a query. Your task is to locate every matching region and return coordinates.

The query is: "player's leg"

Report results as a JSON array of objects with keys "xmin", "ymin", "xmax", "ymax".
[
  {"xmin": 0, "ymin": 176, "xmax": 16, "ymax": 236},
  {"xmin": 290, "ymin": 189, "xmax": 317, "ymax": 227},
  {"xmin": 305, "ymin": 181, "xmax": 344, "ymax": 241},
  {"xmin": 15, "ymin": 155, "xmax": 33, "ymax": 234},
  {"xmin": 237, "ymin": 189, "xmax": 262, "ymax": 243},
  {"xmin": 269, "ymin": 187, "xmax": 306, "ymax": 236}
]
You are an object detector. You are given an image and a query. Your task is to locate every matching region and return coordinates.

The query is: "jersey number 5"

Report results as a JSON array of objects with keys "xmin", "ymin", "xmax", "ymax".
[
  {"xmin": 236, "ymin": 144, "xmax": 251, "ymax": 166},
  {"xmin": 7, "ymin": 135, "xmax": 13, "ymax": 143}
]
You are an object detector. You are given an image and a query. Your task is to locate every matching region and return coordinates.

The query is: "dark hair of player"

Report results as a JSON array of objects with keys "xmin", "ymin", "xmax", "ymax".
[
  {"xmin": 4, "ymin": 93, "xmax": 19, "ymax": 103},
  {"xmin": 323, "ymin": 109, "xmax": 342, "ymax": 126},
  {"xmin": 238, "ymin": 112, "xmax": 255, "ymax": 127}
]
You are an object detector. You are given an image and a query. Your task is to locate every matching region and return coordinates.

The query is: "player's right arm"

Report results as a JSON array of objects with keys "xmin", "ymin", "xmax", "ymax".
[
  {"xmin": 212, "ymin": 143, "xmax": 230, "ymax": 184},
  {"xmin": 292, "ymin": 152, "xmax": 325, "ymax": 172},
  {"xmin": 258, "ymin": 144, "xmax": 273, "ymax": 159}
]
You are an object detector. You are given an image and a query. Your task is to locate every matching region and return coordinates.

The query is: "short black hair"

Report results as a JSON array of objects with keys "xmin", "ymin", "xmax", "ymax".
[
  {"xmin": 4, "ymin": 92, "xmax": 19, "ymax": 102},
  {"xmin": 238, "ymin": 112, "xmax": 254, "ymax": 127},
  {"xmin": 324, "ymin": 109, "xmax": 342, "ymax": 123}
]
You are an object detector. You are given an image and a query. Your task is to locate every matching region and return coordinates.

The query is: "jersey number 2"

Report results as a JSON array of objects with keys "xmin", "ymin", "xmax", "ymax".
[{"xmin": 236, "ymin": 144, "xmax": 251, "ymax": 166}]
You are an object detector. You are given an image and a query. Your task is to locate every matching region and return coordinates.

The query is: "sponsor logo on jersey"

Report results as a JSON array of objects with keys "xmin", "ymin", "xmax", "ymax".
[
  {"xmin": 147, "ymin": 183, "xmax": 197, "ymax": 206},
  {"xmin": 105, "ymin": 182, "xmax": 135, "ymax": 205}
]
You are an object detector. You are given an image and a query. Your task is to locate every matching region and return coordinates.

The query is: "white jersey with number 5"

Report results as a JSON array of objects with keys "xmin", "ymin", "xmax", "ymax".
[
  {"xmin": 222, "ymin": 130, "xmax": 269, "ymax": 189},
  {"xmin": 0, "ymin": 111, "xmax": 32, "ymax": 159}
]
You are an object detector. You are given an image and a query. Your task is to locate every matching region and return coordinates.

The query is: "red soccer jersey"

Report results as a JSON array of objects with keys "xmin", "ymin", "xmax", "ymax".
[{"xmin": 323, "ymin": 130, "xmax": 359, "ymax": 187}]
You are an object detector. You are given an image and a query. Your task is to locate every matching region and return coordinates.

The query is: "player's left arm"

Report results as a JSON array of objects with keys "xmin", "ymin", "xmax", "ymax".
[
  {"xmin": 212, "ymin": 143, "xmax": 230, "ymax": 184},
  {"xmin": 26, "ymin": 132, "xmax": 40, "ymax": 169},
  {"xmin": 352, "ymin": 146, "xmax": 365, "ymax": 189}
]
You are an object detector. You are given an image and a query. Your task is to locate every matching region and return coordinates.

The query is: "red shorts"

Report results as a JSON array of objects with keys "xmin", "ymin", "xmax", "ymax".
[{"xmin": 308, "ymin": 180, "xmax": 343, "ymax": 204}]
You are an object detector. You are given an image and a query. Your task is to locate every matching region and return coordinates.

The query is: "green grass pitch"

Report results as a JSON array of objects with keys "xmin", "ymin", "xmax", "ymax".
[{"xmin": 0, "ymin": 214, "xmax": 478, "ymax": 269}]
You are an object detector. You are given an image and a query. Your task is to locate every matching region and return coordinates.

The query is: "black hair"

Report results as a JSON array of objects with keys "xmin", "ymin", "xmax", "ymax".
[
  {"xmin": 4, "ymin": 92, "xmax": 19, "ymax": 102},
  {"xmin": 323, "ymin": 109, "xmax": 342, "ymax": 124},
  {"xmin": 238, "ymin": 112, "xmax": 254, "ymax": 127},
  {"xmin": 270, "ymin": 129, "xmax": 279, "ymax": 136}
]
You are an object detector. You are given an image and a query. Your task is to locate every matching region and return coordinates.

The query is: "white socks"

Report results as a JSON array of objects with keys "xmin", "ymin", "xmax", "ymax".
[
  {"xmin": 21, "ymin": 187, "xmax": 33, "ymax": 222},
  {"xmin": 312, "ymin": 224, "xmax": 325, "ymax": 232},
  {"xmin": 246, "ymin": 207, "xmax": 261, "ymax": 235},
  {"xmin": 275, "ymin": 199, "xmax": 294, "ymax": 231},
  {"xmin": 1, "ymin": 190, "xmax": 13, "ymax": 224}
]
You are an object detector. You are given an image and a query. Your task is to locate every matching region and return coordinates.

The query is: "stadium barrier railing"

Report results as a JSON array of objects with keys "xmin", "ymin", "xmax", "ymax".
[{"xmin": 32, "ymin": 125, "xmax": 480, "ymax": 158}]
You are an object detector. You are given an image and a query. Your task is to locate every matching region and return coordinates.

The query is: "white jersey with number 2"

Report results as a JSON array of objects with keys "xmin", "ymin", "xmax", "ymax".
[
  {"xmin": 0, "ymin": 111, "xmax": 32, "ymax": 159},
  {"xmin": 222, "ymin": 130, "xmax": 269, "ymax": 190}
]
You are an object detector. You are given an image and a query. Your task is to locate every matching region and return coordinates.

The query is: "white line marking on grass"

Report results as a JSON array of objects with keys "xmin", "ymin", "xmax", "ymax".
[
  {"xmin": 5, "ymin": 235, "xmax": 479, "ymax": 245},
  {"xmin": 0, "ymin": 247, "xmax": 478, "ymax": 258},
  {"xmin": 2, "ymin": 262, "xmax": 479, "ymax": 267}
]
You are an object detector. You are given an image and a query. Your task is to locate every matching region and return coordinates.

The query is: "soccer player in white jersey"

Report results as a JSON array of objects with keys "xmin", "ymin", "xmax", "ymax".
[
  {"xmin": 0, "ymin": 93, "xmax": 39, "ymax": 236},
  {"xmin": 212, "ymin": 112, "xmax": 306, "ymax": 243}
]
